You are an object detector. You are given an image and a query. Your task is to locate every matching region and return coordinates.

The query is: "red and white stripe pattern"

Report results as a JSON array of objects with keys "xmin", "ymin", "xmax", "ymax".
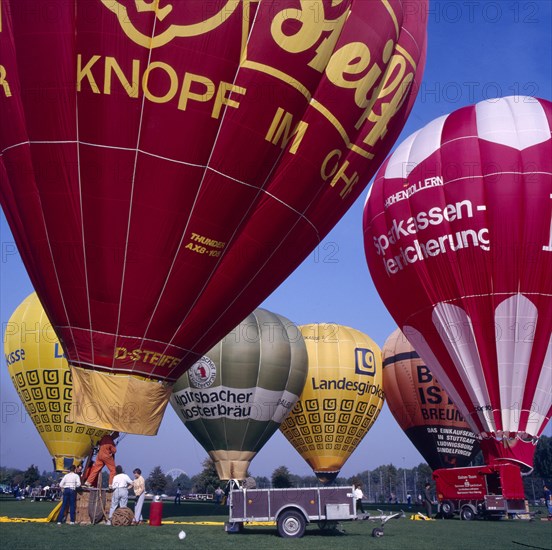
[{"xmin": 364, "ymin": 97, "xmax": 552, "ymax": 469}]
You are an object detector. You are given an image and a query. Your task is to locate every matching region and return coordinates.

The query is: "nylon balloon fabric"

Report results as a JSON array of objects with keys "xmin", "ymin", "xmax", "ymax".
[
  {"xmin": 0, "ymin": 1, "xmax": 427, "ymax": 433},
  {"xmin": 364, "ymin": 97, "xmax": 552, "ymax": 471},
  {"xmin": 382, "ymin": 328, "xmax": 480, "ymax": 470},
  {"xmin": 170, "ymin": 308, "xmax": 308, "ymax": 480},
  {"xmin": 4, "ymin": 293, "xmax": 109, "ymax": 471},
  {"xmin": 280, "ymin": 324, "xmax": 384, "ymax": 484}
]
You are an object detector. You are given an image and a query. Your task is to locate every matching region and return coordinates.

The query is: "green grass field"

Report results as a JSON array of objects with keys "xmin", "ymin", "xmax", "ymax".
[{"xmin": 0, "ymin": 497, "xmax": 550, "ymax": 550}]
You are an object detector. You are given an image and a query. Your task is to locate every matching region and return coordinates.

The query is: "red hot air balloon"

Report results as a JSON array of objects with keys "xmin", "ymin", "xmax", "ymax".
[
  {"xmin": 0, "ymin": 1, "xmax": 427, "ymax": 434},
  {"xmin": 383, "ymin": 329, "xmax": 480, "ymax": 470},
  {"xmin": 364, "ymin": 97, "xmax": 552, "ymax": 472}
]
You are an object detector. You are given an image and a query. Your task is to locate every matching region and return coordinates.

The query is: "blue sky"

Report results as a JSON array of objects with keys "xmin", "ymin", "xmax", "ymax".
[{"xmin": 1, "ymin": 1, "xmax": 551, "ymax": 479}]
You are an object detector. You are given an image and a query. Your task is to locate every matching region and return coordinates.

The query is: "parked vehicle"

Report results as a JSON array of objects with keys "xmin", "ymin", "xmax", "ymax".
[
  {"xmin": 186, "ymin": 493, "xmax": 213, "ymax": 501},
  {"xmin": 227, "ymin": 484, "xmax": 355, "ymax": 538},
  {"xmin": 433, "ymin": 462, "xmax": 528, "ymax": 520},
  {"xmin": 225, "ymin": 483, "xmax": 402, "ymax": 538}
]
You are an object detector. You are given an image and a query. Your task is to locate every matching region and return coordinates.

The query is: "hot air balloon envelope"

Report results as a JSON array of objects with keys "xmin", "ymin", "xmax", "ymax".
[
  {"xmin": 4, "ymin": 293, "xmax": 109, "ymax": 471},
  {"xmin": 0, "ymin": 0, "xmax": 427, "ymax": 434},
  {"xmin": 281, "ymin": 324, "xmax": 385, "ymax": 484},
  {"xmin": 364, "ymin": 97, "xmax": 552, "ymax": 471},
  {"xmin": 171, "ymin": 309, "xmax": 308, "ymax": 480},
  {"xmin": 383, "ymin": 328, "xmax": 480, "ymax": 470}
]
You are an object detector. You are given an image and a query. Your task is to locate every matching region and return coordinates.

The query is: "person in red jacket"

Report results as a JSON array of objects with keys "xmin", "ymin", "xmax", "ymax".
[{"xmin": 85, "ymin": 432, "xmax": 119, "ymax": 488}]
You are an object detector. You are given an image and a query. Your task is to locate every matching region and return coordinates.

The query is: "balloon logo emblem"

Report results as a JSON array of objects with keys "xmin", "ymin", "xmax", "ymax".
[
  {"xmin": 355, "ymin": 348, "xmax": 376, "ymax": 376},
  {"xmin": 101, "ymin": 0, "xmax": 241, "ymax": 49},
  {"xmin": 188, "ymin": 357, "xmax": 217, "ymax": 389}
]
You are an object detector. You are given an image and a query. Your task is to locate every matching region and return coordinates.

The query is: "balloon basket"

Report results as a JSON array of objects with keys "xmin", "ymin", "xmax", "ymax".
[{"xmin": 75, "ymin": 488, "xmax": 112, "ymax": 525}]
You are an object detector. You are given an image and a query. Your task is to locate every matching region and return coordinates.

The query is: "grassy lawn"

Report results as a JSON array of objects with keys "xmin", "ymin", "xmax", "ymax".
[{"xmin": 0, "ymin": 497, "xmax": 550, "ymax": 550}]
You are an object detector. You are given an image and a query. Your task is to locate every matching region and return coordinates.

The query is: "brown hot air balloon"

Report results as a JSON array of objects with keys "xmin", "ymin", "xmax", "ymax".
[{"xmin": 383, "ymin": 329, "xmax": 480, "ymax": 470}]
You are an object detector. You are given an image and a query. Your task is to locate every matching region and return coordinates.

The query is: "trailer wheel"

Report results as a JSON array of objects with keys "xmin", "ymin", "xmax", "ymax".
[
  {"xmin": 440, "ymin": 501, "xmax": 455, "ymax": 519},
  {"xmin": 460, "ymin": 506, "xmax": 475, "ymax": 521},
  {"xmin": 278, "ymin": 510, "xmax": 306, "ymax": 538},
  {"xmin": 372, "ymin": 528, "xmax": 384, "ymax": 538}
]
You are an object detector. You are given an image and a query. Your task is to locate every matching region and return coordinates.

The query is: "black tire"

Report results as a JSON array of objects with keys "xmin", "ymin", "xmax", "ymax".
[
  {"xmin": 372, "ymin": 528, "xmax": 384, "ymax": 538},
  {"xmin": 277, "ymin": 510, "xmax": 307, "ymax": 538},
  {"xmin": 440, "ymin": 501, "xmax": 455, "ymax": 519},
  {"xmin": 460, "ymin": 506, "xmax": 475, "ymax": 521}
]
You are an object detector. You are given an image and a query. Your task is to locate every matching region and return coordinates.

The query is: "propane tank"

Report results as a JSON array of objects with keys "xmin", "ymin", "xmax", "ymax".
[{"xmin": 149, "ymin": 495, "xmax": 163, "ymax": 526}]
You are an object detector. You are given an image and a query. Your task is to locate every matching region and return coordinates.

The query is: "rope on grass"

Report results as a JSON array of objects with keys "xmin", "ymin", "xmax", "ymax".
[
  {"xmin": 512, "ymin": 542, "xmax": 549, "ymax": 550},
  {"xmin": 111, "ymin": 507, "xmax": 135, "ymax": 526}
]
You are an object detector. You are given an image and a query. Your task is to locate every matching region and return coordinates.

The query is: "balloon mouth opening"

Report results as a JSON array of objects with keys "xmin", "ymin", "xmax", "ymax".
[
  {"xmin": 69, "ymin": 366, "xmax": 172, "ymax": 435},
  {"xmin": 53, "ymin": 456, "xmax": 84, "ymax": 473},
  {"xmin": 315, "ymin": 471, "xmax": 340, "ymax": 485},
  {"xmin": 479, "ymin": 431, "xmax": 538, "ymax": 445},
  {"xmin": 489, "ymin": 457, "xmax": 534, "ymax": 475}
]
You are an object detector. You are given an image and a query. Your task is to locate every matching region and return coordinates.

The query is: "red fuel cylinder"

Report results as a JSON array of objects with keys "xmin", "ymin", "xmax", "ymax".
[{"xmin": 149, "ymin": 499, "xmax": 163, "ymax": 526}]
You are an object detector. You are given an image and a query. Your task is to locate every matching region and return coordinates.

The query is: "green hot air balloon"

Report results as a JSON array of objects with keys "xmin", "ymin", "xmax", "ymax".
[{"xmin": 170, "ymin": 309, "xmax": 308, "ymax": 480}]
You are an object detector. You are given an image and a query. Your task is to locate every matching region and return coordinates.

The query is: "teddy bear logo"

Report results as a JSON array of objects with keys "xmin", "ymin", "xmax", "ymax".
[{"xmin": 101, "ymin": 0, "xmax": 241, "ymax": 48}]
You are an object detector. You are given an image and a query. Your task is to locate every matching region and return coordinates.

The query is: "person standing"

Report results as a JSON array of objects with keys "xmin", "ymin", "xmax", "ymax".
[
  {"xmin": 174, "ymin": 485, "xmax": 182, "ymax": 505},
  {"xmin": 132, "ymin": 468, "xmax": 146, "ymax": 524},
  {"xmin": 85, "ymin": 432, "xmax": 119, "ymax": 488},
  {"xmin": 354, "ymin": 484, "xmax": 365, "ymax": 514},
  {"xmin": 106, "ymin": 465, "xmax": 133, "ymax": 525},
  {"xmin": 214, "ymin": 486, "xmax": 224, "ymax": 505},
  {"xmin": 423, "ymin": 483, "xmax": 433, "ymax": 518},
  {"xmin": 56, "ymin": 465, "xmax": 81, "ymax": 525},
  {"xmin": 544, "ymin": 485, "xmax": 552, "ymax": 520}
]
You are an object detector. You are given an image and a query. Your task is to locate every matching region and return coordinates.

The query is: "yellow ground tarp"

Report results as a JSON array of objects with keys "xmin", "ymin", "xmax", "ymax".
[
  {"xmin": 0, "ymin": 516, "xmax": 274, "ymax": 526},
  {"xmin": 0, "ymin": 517, "xmax": 49, "ymax": 523}
]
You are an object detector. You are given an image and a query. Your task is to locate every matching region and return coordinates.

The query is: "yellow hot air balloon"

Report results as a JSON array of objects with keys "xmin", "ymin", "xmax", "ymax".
[
  {"xmin": 4, "ymin": 293, "xmax": 109, "ymax": 471},
  {"xmin": 280, "ymin": 324, "xmax": 385, "ymax": 484}
]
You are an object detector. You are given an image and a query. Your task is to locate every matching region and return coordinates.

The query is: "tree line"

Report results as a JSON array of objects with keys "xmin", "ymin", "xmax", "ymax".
[{"xmin": 2, "ymin": 436, "xmax": 550, "ymax": 501}]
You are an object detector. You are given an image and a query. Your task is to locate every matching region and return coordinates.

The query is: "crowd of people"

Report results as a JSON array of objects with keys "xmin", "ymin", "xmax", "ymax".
[{"xmin": 8, "ymin": 484, "xmax": 61, "ymax": 502}]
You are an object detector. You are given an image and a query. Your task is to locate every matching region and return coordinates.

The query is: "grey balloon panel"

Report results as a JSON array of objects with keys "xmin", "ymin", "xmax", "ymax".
[
  {"xmin": 286, "ymin": 332, "xmax": 309, "ymax": 396},
  {"xmin": 172, "ymin": 365, "xmax": 196, "ymax": 392},
  {"xmin": 248, "ymin": 310, "xmax": 292, "ymax": 391},
  {"xmin": 184, "ymin": 418, "xmax": 278, "ymax": 452},
  {"xmin": 175, "ymin": 310, "xmax": 304, "ymax": 392},
  {"xmin": 255, "ymin": 309, "xmax": 308, "ymax": 393},
  {"xmin": 182, "ymin": 419, "xmax": 218, "ymax": 452},
  {"xmin": 219, "ymin": 349, "xmax": 261, "ymax": 389},
  {"xmin": 219, "ymin": 315, "xmax": 261, "ymax": 389},
  {"xmin": 216, "ymin": 309, "xmax": 304, "ymax": 392}
]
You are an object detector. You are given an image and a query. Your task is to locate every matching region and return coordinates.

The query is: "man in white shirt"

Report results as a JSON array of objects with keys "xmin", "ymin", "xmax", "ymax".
[
  {"xmin": 354, "ymin": 484, "xmax": 365, "ymax": 514},
  {"xmin": 132, "ymin": 468, "xmax": 146, "ymax": 524},
  {"xmin": 107, "ymin": 465, "xmax": 133, "ymax": 525},
  {"xmin": 56, "ymin": 465, "xmax": 81, "ymax": 524}
]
